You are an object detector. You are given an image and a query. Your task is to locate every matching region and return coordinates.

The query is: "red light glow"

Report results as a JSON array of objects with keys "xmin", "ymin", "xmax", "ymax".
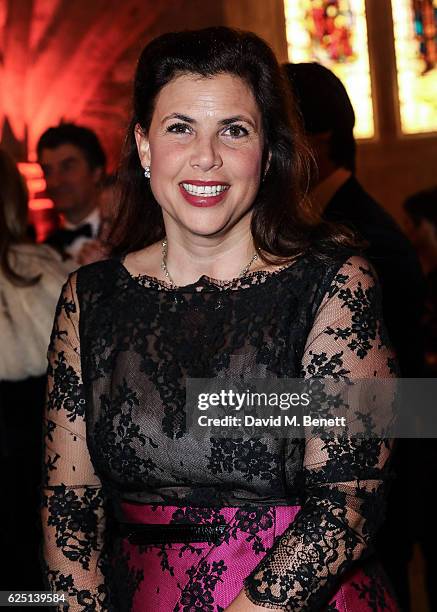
[
  {"xmin": 27, "ymin": 178, "xmax": 46, "ymax": 193},
  {"xmin": 18, "ymin": 162, "xmax": 44, "ymax": 179},
  {"xmin": 29, "ymin": 198, "xmax": 53, "ymax": 211},
  {"xmin": 18, "ymin": 162, "xmax": 50, "ymax": 211}
]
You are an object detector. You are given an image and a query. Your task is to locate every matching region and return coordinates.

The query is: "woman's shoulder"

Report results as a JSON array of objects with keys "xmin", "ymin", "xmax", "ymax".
[
  {"xmin": 73, "ymin": 258, "xmax": 128, "ymax": 302},
  {"xmin": 305, "ymin": 247, "xmax": 375, "ymax": 281},
  {"xmin": 9, "ymin": 242, "xmax": 72, "ymax": 272},
  {"xmin": 327, "ymin": 251, "xmax": 376, "ymax": 280},
  {"xmin": 3, "ymin": 242, "xmax": 73, "ymax": 293},
  {"xmin": 291, "ymin": 246, "xmax": 373, "ymax": 286},
  {"xmin": 0, "ymin": 244, "xmax": 73, "ymax": 380},
  {"xmin": 74, "ymin": 243, "xmax": 161, "ymax": 292},
  {"xmin": 10, "ymin": 242, "xmax": 52, "ymax": 258},
  {"xmin": 296, "ymin": 248, "xmax": 377, "ymax": 318},
  {"xmin": 75, "ymin": 257, "xmax": 123, "ymax": 281}
]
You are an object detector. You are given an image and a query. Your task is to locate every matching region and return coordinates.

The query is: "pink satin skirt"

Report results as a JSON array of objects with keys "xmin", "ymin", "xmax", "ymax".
[{"xmin": 117, "ymin": 502, "xmax": 398, "ymax": 611}]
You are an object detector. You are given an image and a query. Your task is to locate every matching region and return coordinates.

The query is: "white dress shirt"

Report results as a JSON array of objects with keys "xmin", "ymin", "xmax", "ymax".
[{"xmin": 62, "ymin": 208, "xmax": 101, "ymax": 260}]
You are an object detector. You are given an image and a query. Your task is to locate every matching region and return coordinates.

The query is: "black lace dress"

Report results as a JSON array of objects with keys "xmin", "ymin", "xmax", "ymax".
[{"xmin": 42, "ymin": 251, "xmax": 398, "ymax": 611}]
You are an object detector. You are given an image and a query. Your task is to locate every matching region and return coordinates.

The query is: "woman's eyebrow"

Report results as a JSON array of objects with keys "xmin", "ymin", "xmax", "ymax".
[
  {"xmin": 218, "ymin": 115, "xmax": 256, "ymax": 128},
  {"xmin": 161, "ymin": 113, "xmax": 194, "ymax": 124}
]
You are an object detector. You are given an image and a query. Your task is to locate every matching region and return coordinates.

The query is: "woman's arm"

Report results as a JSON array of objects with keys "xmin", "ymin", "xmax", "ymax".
[
  {"xmin": 42, "ymin": 273, "xmax": 110, "ymax": 610},
  {"xmin": 231, "ymin": 256, "xmax": 396, "ymax": 611}
]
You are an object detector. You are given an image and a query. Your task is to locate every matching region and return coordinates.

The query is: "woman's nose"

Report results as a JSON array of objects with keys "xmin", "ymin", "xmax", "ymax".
[{"xmin": 189, "ymin": 135, "xmax": 222, "ymax": 172}]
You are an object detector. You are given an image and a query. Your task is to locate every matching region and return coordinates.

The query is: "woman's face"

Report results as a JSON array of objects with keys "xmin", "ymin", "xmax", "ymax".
[{"xmin": 135, "ymin": 72, "xmax": 266, "ymax": 239}]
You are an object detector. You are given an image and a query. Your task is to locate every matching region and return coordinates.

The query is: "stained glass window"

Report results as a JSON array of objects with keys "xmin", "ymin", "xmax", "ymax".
[
  {"xmin": 284, "ymin": 0, "xmax": 374, "ymax": 138},
  {"xmin": 392, "ymin": 0, "xmax": 437, "ymax": 134}
]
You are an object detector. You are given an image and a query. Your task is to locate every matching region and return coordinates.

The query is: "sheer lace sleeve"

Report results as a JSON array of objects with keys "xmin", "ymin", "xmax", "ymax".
[
  {"xmin": 244, "ymin": 256, "xmax": 396, "ymax": 610},
  {"xmin": 42, "ymin": 273, "xmax": 109, "ymax": 610}
]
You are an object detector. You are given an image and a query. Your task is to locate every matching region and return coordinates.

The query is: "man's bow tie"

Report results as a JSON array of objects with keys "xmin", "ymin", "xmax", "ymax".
[{"xmin": 55, "ymin": 223, "xmax": 93, "ymax": 246}]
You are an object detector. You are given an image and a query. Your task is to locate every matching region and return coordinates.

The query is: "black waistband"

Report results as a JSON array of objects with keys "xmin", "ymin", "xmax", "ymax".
[{"xmin": 117, "ymin": 522, "xmax": 228, "ymax": 545}]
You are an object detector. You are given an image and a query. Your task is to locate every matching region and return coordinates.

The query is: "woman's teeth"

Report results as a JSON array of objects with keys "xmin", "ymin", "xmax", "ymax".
[{"xmin": 182, "ymin": 183, "xmax": 229, "ymax": 196}]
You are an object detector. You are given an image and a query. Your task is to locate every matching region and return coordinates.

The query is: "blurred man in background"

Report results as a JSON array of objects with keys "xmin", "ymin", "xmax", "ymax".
[
  {"xmin": 37, "ymin": 123, "xmax": 106, "ymax": 262},
  {"xmin": 404, "ymin": 187, "xmax": 437, "ymax": 610},
  {"xmin": 283, "ymin": 62, "xmax": 424, "ymax": 379},
  {"xmin": 283, "ymin": 62, "xmax": 425, "ymax": 611},
  {"xmin": 404, "ymin": 187, "xmax": 437, "ymax": 373}
]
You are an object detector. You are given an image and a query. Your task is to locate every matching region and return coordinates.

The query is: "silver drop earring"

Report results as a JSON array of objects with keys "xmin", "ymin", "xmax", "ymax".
[{"xmin": 144, "ymin": 166, "xmax": 151, "ymax": 179}]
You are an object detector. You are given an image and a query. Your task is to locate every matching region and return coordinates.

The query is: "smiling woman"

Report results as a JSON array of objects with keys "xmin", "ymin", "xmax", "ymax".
[
  {"xmin": 42, "ymin": 27, "xmax": 399, "ymax": 612},
  {"xmin": 132, "ymin": 72, "xmax": 265, "ymax": 256},
  {"xmin": 109, "ymin": 27, "xmax": 329, "ymax": 272}
]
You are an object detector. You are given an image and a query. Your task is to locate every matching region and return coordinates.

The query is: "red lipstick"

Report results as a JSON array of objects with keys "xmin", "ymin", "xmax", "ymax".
[{"xmin": 179, "ymin": 181, "xmax": 230, "ymax": 208}]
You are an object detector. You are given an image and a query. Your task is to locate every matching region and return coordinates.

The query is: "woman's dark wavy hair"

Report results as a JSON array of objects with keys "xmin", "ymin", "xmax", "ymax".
[
  {"xmin": 0, "ymin": 149, "xmax": 40, "ymax": 286},
  {"xmin": 111, "ymin": 26, "xmax": 357, "ymax": 261}
]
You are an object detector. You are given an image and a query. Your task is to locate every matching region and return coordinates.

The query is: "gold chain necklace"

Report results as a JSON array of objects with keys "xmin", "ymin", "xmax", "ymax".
[{"xmin": 161, "ymin": 239, "xmax": 259, "ymax": 288}]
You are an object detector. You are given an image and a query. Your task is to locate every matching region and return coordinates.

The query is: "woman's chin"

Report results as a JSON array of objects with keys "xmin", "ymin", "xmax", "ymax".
[
  {"xmin": 163, "ymin": 205, "xmax": 250, "ymax": 239},
  {"xmin": 173, "ymin": 214, "xmax": 233, "ymax": 238},
  {"xmin": 184, "ymin": 224, "xmax": 231, "ymax": 238}
]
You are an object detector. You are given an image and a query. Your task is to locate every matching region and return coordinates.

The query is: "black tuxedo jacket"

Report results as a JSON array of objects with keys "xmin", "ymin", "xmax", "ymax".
[{"xmin": 324, "ymin": 176, "xmax": 425, "ymax": 377}]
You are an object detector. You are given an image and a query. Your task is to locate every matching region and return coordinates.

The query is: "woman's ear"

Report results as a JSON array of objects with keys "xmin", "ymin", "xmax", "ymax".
[{"xmin": 134, "ymin": 123, "xmax": 151, "ymax": 168}]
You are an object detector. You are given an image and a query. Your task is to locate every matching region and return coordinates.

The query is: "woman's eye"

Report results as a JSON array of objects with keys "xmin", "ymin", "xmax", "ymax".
[
  {"xmin": 223, "ymin": 124, "xmax": 249, "ymax": 138},
  {"xmin": 166, "ymin": 123, "xmax": 191, "ymax": 134}
]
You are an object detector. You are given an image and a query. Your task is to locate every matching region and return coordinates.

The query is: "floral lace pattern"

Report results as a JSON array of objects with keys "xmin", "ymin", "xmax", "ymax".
[{"xmin": 42, "ymin": 252, "xmax": 396, "ymax": 610}]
